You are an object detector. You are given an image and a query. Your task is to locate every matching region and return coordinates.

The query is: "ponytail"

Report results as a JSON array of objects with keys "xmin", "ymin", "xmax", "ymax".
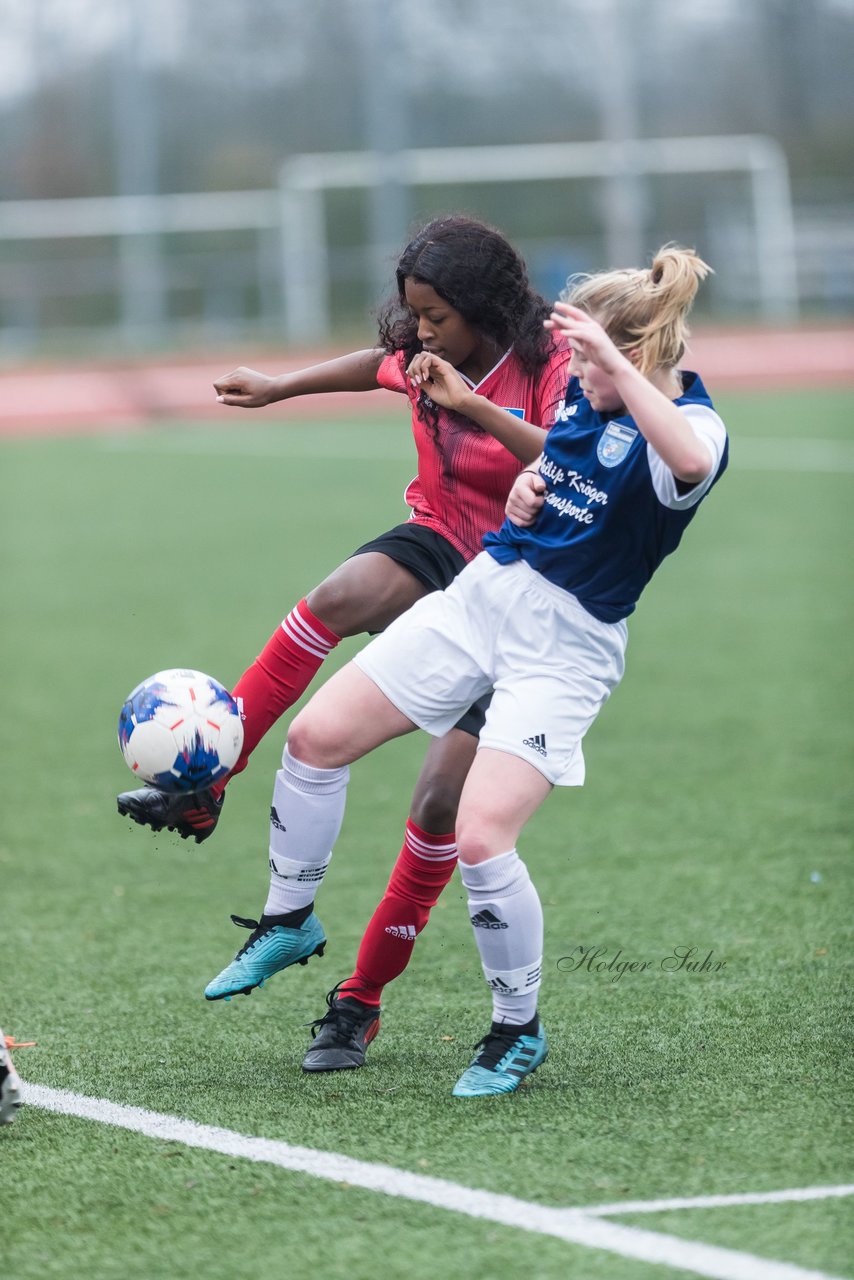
[{"xmin": 564, "ymin": 245, "xmax": 712, "ymax": 377}]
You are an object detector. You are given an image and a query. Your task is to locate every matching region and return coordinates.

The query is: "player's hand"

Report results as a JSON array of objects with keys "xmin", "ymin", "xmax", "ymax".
[
  {"xmin": 214, "ymin": 367, "xmax": 277, "ymax": 408},
  {"xmin": 406, "ymin": 352, "xmax": 473, "ymax": 413},
  {"xmin": 506, "ymin": 468, "xmax": 547, "ymax": 526},
  {"xmin": 545, "ymin": 304, "xmax": 629, "ymax": 376}
]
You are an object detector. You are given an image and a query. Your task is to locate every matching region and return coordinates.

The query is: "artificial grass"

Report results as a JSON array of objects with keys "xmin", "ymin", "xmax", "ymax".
[{"xmin": 2, "ymin": 391, "xmax": 852, "ymax": 1277}]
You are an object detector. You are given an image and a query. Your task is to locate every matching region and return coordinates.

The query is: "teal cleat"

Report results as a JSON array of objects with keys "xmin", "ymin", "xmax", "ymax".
[
  {"xmin": 451, "ymin": 1022, "xmax": 548, "ymax": 1098},
  {"xmin": 204, "ymin": 911, "xmax": 326, "ymax": 1001}
]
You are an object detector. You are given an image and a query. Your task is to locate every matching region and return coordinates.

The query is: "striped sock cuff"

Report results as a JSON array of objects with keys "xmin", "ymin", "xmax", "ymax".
[
  {"xmin": 281, "ymin": 599, "xmax": 340, "ymax": 659},
  {"xmin": 404, "ymin": 818, "xmax": 458, "ymax": 863}
]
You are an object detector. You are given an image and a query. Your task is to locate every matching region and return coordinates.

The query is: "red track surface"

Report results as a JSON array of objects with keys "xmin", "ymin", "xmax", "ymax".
[{"xmin": 0, "ymin": 327, "xmax": 851, "ymax": 438}]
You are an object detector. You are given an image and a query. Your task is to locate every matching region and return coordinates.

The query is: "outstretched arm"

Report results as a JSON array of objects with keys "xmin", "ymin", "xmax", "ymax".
[
  {"xmin": 406, "ymin": 353, "xmax": 548, "ymax": 464},
  {"xmin": 214, "ymin": 349, "xmax": 386, "ymax": 409},
  {"xmin": 546, "ymin": 304, "xmax": 712, "ymax": 484}
]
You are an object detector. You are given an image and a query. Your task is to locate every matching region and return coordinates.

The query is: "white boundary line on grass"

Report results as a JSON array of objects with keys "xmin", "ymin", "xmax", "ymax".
[
  {"xmin": 583, "ymin": 1186, "xmax": 854, "ymax": 1216},
  {"xmin": 98, "ymin": 434, "xmax": 854, "ymax": 474},
  {"xmin": 25, "ymin": 1084, "xmax": 851, "ymax": 1280}
]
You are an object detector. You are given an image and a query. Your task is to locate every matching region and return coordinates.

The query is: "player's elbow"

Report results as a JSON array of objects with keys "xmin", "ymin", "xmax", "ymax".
[{"xmin": 673, "ymin": 444, "xmax": 713, "ymax": 486}]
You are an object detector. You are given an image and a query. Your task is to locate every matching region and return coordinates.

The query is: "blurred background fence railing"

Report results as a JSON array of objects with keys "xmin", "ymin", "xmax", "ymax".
[{"xmin": 0, "ymin": 0, "xmax": 852, "ymax": 358}]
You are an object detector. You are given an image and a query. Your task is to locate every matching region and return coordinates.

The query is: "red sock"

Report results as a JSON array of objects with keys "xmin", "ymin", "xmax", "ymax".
[
  {"xmin": 339, "ymin": 819, "xmax": 458, "ymax": 1006},
  {"xmin": 211, "ymin": 599, "xmax": 339, "ymax": 798}
]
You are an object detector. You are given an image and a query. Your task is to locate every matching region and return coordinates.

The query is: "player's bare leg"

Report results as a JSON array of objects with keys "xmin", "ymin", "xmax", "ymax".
[{"xmin": 451, "ymin": 749, "xmax": 552, "ymax": 1097}]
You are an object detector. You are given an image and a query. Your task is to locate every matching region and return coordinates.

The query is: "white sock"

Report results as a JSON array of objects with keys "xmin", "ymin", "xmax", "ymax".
[
  {"xmin": 264, "ymin": 746, "xmax": 349, "ymax": 916},
  {"xmin": 459, "ymin": 849, "xmax": 543, "ymax": 1026}
]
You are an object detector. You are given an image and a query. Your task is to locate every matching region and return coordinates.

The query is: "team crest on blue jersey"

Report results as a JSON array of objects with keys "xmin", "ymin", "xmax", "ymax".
[{"xmin": 597, "ymin": 421, "xmax": 638, "ymax": 468}]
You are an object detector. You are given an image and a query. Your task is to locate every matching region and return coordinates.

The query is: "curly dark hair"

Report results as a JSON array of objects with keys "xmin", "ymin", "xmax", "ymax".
[{"xmin": 376, "ymin": 215, "xmax": 553, "ymax": 436}]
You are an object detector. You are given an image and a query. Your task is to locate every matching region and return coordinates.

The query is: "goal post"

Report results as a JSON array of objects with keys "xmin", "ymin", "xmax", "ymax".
[
  {"xmin": 0, "ymin": 135, "xmax": 797, "ymax": 345},
  {"xmin": 278, "ymin": 134, "xmax": 799, "ymax": 341}
]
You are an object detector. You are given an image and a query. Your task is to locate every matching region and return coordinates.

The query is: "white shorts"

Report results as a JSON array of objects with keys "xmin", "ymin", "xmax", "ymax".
[{"xmin": 354, "ymin": 552, "xmax": 628, "ymax": 786}]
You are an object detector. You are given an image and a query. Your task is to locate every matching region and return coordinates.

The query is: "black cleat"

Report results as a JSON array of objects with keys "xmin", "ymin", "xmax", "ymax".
[
  {"xmin": 117, "ymin": 785, "xmax": 224, "ymax": 843},
  {"xmin": 302, "ymin": 983, "xmax": 381, "ymax": 1073}
]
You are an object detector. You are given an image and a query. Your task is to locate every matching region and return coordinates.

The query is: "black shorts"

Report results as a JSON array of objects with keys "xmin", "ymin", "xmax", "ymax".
[
  {"xmin": 351, "ymin": 521, "xmax": 491, "ymax": 738},
  {"xmin": 351, "ymin": 522, "xmax": 466, "ymax": 592}
]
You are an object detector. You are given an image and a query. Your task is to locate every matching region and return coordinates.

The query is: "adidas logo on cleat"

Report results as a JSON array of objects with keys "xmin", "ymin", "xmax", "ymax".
[
  {"xmin": 384, "ymin": 924, "xmax": 417, "ymax": 940},
  {"xmin": 522, "ymin": 733, "xmax": 547, "ymax": 756},
  {"xmin": 470, "ymin": 909, "xmax": 508, "ymax": 930}
]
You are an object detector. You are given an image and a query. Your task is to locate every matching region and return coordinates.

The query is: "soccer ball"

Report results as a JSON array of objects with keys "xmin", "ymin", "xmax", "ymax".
[{"xmin": 118, "ymin": 669, "xmax": 243, "ymax": 793}]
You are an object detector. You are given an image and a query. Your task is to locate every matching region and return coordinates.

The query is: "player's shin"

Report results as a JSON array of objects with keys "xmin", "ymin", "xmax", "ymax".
[
  {"xmin": 264, "ymin": 746, "xmax": 349, "ymax": 915},
  {"xmin": 338, "ymin": 818, "xmax": 458, "ymax": 1004},
  {"xmin": 211, "ymin": 601, "xmax": 340, "ymax": 798},
  {"xmin": 459, "ymin": 849, "xmax": 544, "ymax": 1026},
  {"xmin": 451, "ymin": 850, "xmax": 547, "ymax": 1096},
  {"xmin": 202, "ymin": 745, "xmax": 348, "ymax": 1001}
]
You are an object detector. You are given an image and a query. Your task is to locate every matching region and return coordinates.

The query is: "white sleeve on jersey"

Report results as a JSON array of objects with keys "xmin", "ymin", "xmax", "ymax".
[{"xmin": 647, "ymin": 404, "xmax": 728, "ymax": 510}]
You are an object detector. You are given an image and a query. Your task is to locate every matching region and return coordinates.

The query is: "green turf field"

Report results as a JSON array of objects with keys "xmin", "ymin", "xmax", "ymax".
[{"xmin": 1, "ymin": 388, "xmax": 852, "ymax": 1278}]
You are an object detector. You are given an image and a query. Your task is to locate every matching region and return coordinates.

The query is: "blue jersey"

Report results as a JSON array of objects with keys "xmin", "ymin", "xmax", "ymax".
[{"xmin": 483, "ymin": 371, "xmax": 728, "ymax": 622}]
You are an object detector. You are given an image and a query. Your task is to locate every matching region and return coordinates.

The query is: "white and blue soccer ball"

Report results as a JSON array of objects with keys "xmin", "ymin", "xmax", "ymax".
[{"xmin": 118, "ymin": 669, "xmax": 243, "ymax": 793}]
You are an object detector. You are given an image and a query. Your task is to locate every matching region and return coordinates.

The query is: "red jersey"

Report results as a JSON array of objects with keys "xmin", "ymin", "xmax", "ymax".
[{"xmin": 376, "ymin": 336, "xmax": 571, "ymax": 560}]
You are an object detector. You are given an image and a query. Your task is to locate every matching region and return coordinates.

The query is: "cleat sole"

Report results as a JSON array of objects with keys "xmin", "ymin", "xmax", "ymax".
[
  {"xmin": 204, "ymin": 935, "xmax": 326, "ymax": 1001},
  {"xmin": 299, "ymin": 942, "xmax": 326, "ymax": 966},
  {"xmin": 117, "ymin": 788, "xmax": 222, "ymax": 843}
]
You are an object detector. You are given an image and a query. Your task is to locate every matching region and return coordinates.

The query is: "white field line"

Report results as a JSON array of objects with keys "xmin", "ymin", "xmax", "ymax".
[
  {"xmin": 25, "ymin": 1084, "xmax": 851, "ymax": 1280},
  {"xmin": 99, "ymin": 430, "xmax": 414, "ymax": 462},
  {"xmin": 584, "ymin": 1186, "xmax": 854, "ymax": 1216},
  {"xmin": 97, "ymin": 433, "xmax": 854, "ymax": 473}
]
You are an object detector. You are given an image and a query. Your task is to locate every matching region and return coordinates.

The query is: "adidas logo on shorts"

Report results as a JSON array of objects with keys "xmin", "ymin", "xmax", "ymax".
[
  {"xmin": 522, "ymin": 733, "xmax": 547, "ymax": 756},
  {"xmin": 384, "ymin": 924, "xmax": 417, "ymax": 940}
]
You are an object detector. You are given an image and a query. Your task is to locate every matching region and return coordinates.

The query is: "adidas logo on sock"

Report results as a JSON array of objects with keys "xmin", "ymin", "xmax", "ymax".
[
  {"xmin": 487, "ymin": 976, "xmax": 518, "ymax": 993},
  {"xmin": 522, "ymin": 733, "xmax": 547, "ymax": 756},
  {"xmin": 270, "ymin": 806, "xmax": 287, "ymax": 833},
  {"xmin": 470, "ymin": 910, "xmax": 509, "ymax": 930},
  {"xmin": 384, "ymin": 924, "xmax": 417, "ymax": 940}
]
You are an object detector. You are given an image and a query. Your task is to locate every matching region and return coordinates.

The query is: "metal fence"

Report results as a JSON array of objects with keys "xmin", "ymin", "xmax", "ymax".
[{"xmin": 1, "ymin": 136, "xmax": 849, "ymax": 356}]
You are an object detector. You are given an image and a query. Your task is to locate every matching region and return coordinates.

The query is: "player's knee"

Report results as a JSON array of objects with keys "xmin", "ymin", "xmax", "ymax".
[
  {"xmin": 455, "ymin": 820, "xmax": 503, "ymax": 865},
  {"xmin": 287, "ymin": 707, "xmax": 342, "ymax": 769},
  {"xmin": 455, "ymin": 795, "xmax": 524, "ymax": 862},
  {"xmin": 409, "ymin": 774, "xmax": 463, "ymax": 834},
  {"xmin": 305, "ymin": 578, "xmax": 360, "ymax": 637}
]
